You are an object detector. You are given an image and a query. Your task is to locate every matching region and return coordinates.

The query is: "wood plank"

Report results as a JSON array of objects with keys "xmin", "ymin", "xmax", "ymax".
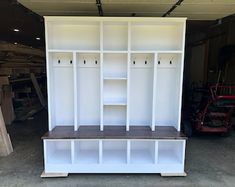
[
  {"xmin": 0, "ymin": 68, "xmax": 12, "ymax": 76},
  {"xmin": 0, "ymin": 77, "xmax": 15, "ymax": 125},
  {"xmin": 0, "ymin": 107, "xmax": 13, "ymax": 156},
  {"xmin": 30, "ymin": 73, "xmax": 46, "ymax": 107},
  {"xmin": 42, "ymin": 126, "xmax": 187, "ymax": 140},
  {"xmin": 40, "ymin": 171, "xmax": 68, "ymax": 178},
  {"xmin": 160, "ymin": 172, "xmax": 187, "ymax": 177}
]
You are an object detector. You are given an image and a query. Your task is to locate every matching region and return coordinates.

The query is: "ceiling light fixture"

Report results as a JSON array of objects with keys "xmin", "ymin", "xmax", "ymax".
[
  {"xmin": 14, "ymin": 42, "xmax": 18, "ymax": 45},
  {"xmin": 13, "ymin": 28, "xmax": 20, "ymax": 32},
  {"xmin": 36, "ymin": 37, "xmax": 40, "ymax": 40}
]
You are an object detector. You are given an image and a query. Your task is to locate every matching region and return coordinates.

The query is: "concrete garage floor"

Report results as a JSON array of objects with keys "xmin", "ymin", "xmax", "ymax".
[{"xmin": 0, "ymin": 110, "xmax": 235, "ymax": 187}]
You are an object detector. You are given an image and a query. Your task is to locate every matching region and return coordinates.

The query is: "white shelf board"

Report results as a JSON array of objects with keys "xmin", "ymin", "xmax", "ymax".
[
  {"xmin": 103, "ymin": 102, "xmax": 127, "ymax": 106},
  {"xmin": 157, "ymin": 50, "xmax": 182, "ymax": 54},
  {"xmin": 130, "ymin": 50, "xmax": 156, "ymax": 54},
  {"xmin": 103, "ymin": 150, "xmax": 126, "ymax": 164},
  {"xmin": 158, "ymin": 150, "xmax": 182, "ymax": 164},
  {"xmin": 48, "ymin": 49, "xmax": 75, "ymax": 53},
  {"xmin": 76, "ymin": 50, "xmax": 100, "ymax": 53},
  {"xmin": 103, "ymin": 98, "xmax": 127, "ymax": 106},
  {"xmin": 48, "ymin": 150, "xmax": 71, "ymax": 164},
  {"xmin": 103, "ymin": 50, "xmax": 128, "ymax": 53},
  {"xmin": 130, "ymin": 150, "xmax": 154, "ymax": 164},
  {"xmin": 103, "ymin": 77, "xmax": 127, "ymax": 80},
  {"xmin": 130, "ymin": 50, "xmax": 182, "ymax": 54},
  {"xmin": 48, "ymin": 49, "xmax": 100, "ymax": 53},
  {"xmin": 74, "ymin": 150, "xmax": 99, "ymax": 164}
]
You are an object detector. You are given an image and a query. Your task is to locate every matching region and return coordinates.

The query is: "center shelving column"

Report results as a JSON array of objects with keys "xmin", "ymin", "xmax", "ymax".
[{"xmin": 101, "ymin": 21, "xmax": 128, "ymax": 130}]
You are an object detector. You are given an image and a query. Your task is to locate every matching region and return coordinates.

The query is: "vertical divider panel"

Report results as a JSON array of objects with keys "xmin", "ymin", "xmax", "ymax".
[
  {"xmin": 182, "ymin": 140, "xmax": 186, "ymax": 165},
  {"xmin": 43, "ymin": 140, "xmax": 47, "ymax": 165},
  {"xmin": 100, "ymin": 52, "xmax": 104, "ymax": 131},
  {"xmin": 71, "ymin": 140, "xmax": 75, "ymax": 164},
  {"xmin": 99, "ymin": 140, "xmax": 103, "ymax": 164},
  {"xmin": 45, "ymin": 21, "xmax": 52, "ymax": 131},
  {"xmin": 127, "ymin": 140, "xmax": 131, "ymax": 164},
  {"xmin": 126, "ymin": 22, "xmax": 131, "ymax": 131},
  {"xmin": 151, "ymin": 53, "xmax": 158, "ymax": 131},
  {"xmin": 154, "ymin": 140, "xmax": 158, "ymax": 164},
  {"xmin": 100, "ymin": 21, "xmax": 104, "ymax": 131},
  {"xmin": 177, "ymin": 22, "xmax": 186, "ymax": 131},
  {"xmin": 73, "ymin": 52, "xmax": 78, "ymax": 131}
]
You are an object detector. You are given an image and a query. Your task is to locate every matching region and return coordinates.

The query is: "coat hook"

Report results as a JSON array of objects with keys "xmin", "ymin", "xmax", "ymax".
[
  {"xmin": 145, "ymin": 60, "xmax": 147, "ymax": 64},
  {"xmin": 133, "ymin": 61, "xmax": 135, "ymax": 64},
  {"xmin": 158, "ymin": 60, "xmax": 160, "ymax": 65},
  {"xmin": 58, "ymin": 60, "xmax": 60, "ymax": 64},
  {"xmin": 70, "ymin": 60, "xmax": 72, "ymax": 64},
  {"xmin": 95, "ymin": 60, "xmax": 98, "ymax": 64},
  {"xmin": 84, "ymin": 60, "xmax": 86, "ymax": 64},
  {"xmin": 170, "ymin": 57, "xmax": 174, "ymax": 65}
]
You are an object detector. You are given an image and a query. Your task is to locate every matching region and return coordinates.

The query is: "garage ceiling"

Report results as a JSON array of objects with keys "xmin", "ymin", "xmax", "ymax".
[{"xmin": 18, "ymin": 0, "xmax": 235, "ymax": 20}]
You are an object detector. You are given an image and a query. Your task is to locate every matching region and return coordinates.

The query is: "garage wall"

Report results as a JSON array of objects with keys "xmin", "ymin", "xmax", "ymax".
[{"xmin": 186, "ymin": 16, "xmax": 235, "ymax": 87}]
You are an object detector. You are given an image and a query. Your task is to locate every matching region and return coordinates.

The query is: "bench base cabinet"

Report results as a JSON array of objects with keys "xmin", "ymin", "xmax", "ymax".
[
  {"xmin": 44, "ymin": 139, "xmax": 186, "ymax": 174},
  {"xmin": 43, "ymin": 16, "xmax": 187, "ymax": 175}
]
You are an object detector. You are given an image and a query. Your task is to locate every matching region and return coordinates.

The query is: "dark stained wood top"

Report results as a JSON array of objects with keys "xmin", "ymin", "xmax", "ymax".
[{"xmin": 42, "ymin": 126, "xmax": 187, "ymax": 140}]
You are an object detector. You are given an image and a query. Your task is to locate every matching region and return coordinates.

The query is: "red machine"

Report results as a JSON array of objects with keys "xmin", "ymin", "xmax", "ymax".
[
  {"xmin": 195, "ymin": 85, "xmax": 235, "ymax": 134},
  {"xmin": 183, "ymin": 45, "xmax": 235, "ymax": 136}
]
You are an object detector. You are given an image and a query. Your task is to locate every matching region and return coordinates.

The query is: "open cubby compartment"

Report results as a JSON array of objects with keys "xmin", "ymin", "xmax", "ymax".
[
  {"xmin": 154, "ymin": 53, "xmax": 182, "ymax": 129},
  {"xmin": 103, "ymin": 80, "xmax": 127, "ymax": 105},
  {"xmin": 76, "ymin": 53, "xmax": 100, "ymax": 126},
  {"xmin": 48, "ymin": 52, "xmax": 74, "ymax": 130},
  {"xmin": 158, "ymin": 140, "xmax": 184, "ymax": 165},
  {"xmin": 103, "ymin": 53, "xmax": 128, "ymax": 79},
  {"xmin": 129, "ymin": 53, "xmax": 154, "ymax": 126},
  {"xmin": 103, "ymin": 105, "xmax": 126, "ymax": 126},
  {"xmin": 103, "ymin": 22, "xmax": 128, "ymax": 51},
  {"xmin": 102, "ymin": 140, "xmax": 127, "ymax": 164},
  {"xmin": 130, "ymin": 140, "xmax": 156, "ymax": 164},
  {"xmin": 47, "ymin": 21, "xmax": 100, "ymax": 50},
  {"xmin": 74, "ymin": 140, "xmax": 99, "ymax": 164},
  {"xmin": 131, "ymin": 22, "xmax": 184, "ymax": 51},
  {"xmin": 45, "ymin": 140, "xmax": 72, "ymax": 164}
]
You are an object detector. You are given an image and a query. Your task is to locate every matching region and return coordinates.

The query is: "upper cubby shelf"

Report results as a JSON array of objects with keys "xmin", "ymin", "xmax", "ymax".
[
  {"xmin": 46, "ymin": 19, "xmax": 184, "ymax": 52},
  {"xmin": 103, "ymin": 22, "xmax": 128, "ymax": 51},
  {"xmin": 47, "ymin": 21, "xmax": 100, "ymax": 50},
  {"xmin": 131, "ymin": 22, "xmax": 184, "ymax": 51}
]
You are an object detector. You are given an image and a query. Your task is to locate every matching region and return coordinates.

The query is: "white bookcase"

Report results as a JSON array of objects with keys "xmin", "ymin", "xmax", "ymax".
[{"xmin": 43, "ymin": 17, "xmax": 187, "ymax": 175}]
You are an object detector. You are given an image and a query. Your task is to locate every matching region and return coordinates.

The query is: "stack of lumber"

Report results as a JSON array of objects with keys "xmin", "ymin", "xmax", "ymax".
[
  {"xmin": 0, "ymin": 77, "xmax": 15, "ymax": 125},
  {"xmin": 0, "ymin": 41, "xmax": 46, "ymax": 124},
  {"xmin": 0, "ymin": 106, "xmax": 13, "ymax": 156}
]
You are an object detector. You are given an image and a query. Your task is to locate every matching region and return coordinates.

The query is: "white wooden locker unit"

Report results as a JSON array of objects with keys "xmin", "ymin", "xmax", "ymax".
[{"xmin": 42, "ymin": 17, "xmax": 187, "ymax": 175}]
